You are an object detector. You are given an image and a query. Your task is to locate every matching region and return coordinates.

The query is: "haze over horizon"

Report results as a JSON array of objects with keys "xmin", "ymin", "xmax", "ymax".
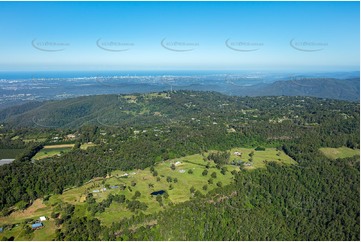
[{"xmin": 0, "ymin": 1, "xmax": 359, "ymax": 72}]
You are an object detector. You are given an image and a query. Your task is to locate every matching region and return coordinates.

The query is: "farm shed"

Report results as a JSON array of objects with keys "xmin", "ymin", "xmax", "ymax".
[{"xmin": 31, "ymin": 222, "xmax": 43, "ymax": 230}]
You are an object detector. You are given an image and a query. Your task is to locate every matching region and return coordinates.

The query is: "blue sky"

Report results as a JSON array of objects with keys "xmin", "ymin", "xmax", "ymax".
[{"xmin": 0, "ymin": 1, "xmax": 359, "ymax": 71}]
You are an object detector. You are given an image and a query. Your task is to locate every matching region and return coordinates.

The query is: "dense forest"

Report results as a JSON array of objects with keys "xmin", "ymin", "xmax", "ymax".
[{"xmin": 0, "ymin": 91, "xmax": 359, "ymax": 240}]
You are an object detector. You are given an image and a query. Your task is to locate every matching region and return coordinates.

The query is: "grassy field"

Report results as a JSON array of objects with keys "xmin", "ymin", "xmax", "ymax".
[
  {"xmin": 23, "ymin": 138, "xmax": 47, "ymax": 143},
  {"xmin": 22, "ymin": 133, "xmax": 49, "ymax": 143},
  {"xmin": 319, "ymin": 147, "xmax": 360, "ymax": 160},
  {"xmin": 0, "ymin": 146, "xmax": 295, "ymax": 239},
  {"xmin": 80, "ymin": 143, "xmax": 96, "ymax": 150},
  {"xmin": 228, "ymin": 147, "xmax": 295, "ymax": 169},
  {"xmin": 33, "ymin": 144, "xmax": 74, "ymax": 160},
  {"xmin": 0, "ymin": 199, "xmax": 54, "ymax": 241},
  {"xmin": 0, "ymin": 149, "xmax": 24, "ymax": 159}
]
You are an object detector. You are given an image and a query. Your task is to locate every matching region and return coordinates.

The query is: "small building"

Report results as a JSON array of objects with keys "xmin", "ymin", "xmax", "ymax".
[
  {"xmin": 0, "ymin": 227, "xmax": 3, "ymax": 233},
  {"xmin": 120, "ymin": 173, "xmax": 129, "ymax": 177},
  {"xmin": 66, "ymin": 134, "xmax": 76, "ymax": 139},
  {"xmin": 92, "ymin": 189, "xmax": 100, "ymax": 193},
  {"xmin": 110, "ymin": 185, "xmax": 119, "ymax": 189},
  {"xmin": 179, "ymin": 169, "xmax": 186, "ymax": 173},
  {"xmin": 175, "ymin": 161, "xmax": 182, "ymax": 166},
  {"xmin": 31, "ymin": 223, "xmax": 43, "ymax": 230},
  {"xmin": 39, "ymin": 216, "xmax": 46, "ymax": 221},
  {"xmin": 234, "ymin": 151, "xmax": 242, "ymax": 156}
]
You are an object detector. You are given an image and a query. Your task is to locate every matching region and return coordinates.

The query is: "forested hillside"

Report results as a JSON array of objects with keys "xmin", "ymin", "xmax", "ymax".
[{"xmin": 0, "ymin": 91, "xmax": 359, "ymax": 240}]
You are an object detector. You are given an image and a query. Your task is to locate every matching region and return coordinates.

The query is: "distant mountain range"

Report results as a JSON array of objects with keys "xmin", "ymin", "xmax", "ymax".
[
  {"xmin": 225, "ymin": 77, "xmax": 360, "ymax": 101},
  {"xmin": 0, "ymin": 76, "xmax": 359, "ymax": 110},
  {"xmin": 121, "ymin": 77, "xmax": 359, "ymax": 101},
  {"xmin": 0, "ymin": 77, "xmax": 359, "ymax": 128}
]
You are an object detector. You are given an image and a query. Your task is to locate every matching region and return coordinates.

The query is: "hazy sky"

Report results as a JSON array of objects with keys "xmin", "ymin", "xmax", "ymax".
[{"xmin": 0, "ymin": 1, "xmax": 359, "ymax": 71}]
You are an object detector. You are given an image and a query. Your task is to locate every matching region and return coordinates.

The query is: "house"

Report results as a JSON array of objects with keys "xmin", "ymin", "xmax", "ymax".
[
  {"xmin": 39, "ymin": 216, "xmax": 46, "ymax": 221},
  {"xmin": 175, "ymin": 161, "xmax": 182, "ymax": 166},
  {"xmin": 92, "ymin": 189, "xmax": 100, "ymax": 193},
  {"xmin": 0, "ymin": 227, "xmax": 3, "ymax": 233},
  {"xmin": 234, "ymin": 151, "xmax": 242, "ymax": 156},
  {"xmin": 66, "ymin": 134, "xmax": 76, "ymax": 139},
  {"xmin": 31, "ymin": 223, "xmax": 43, "ymax": 230},
  {"xmin": 110, "ymin": 185, "xmax": 119, "ymax": 189}
]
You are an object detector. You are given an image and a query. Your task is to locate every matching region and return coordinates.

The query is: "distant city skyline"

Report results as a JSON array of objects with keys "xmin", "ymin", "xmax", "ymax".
[{"xmin": 0, "ymin": 1, "xmax": 359, "ymax": 71}]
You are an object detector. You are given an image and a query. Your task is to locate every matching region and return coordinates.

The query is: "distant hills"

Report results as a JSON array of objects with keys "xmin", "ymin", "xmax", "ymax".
[
  {"xmin": 0, "ymin": 77, "xmax": 359, "ymax": 128},
  {"xmin": 0, "ymin": 76, "xmax": 359, "ymax": 110},
  {"xmin": 223, "ymin": 78, "xmax": 360, "ymax": 101},
  {"xmin": 0, "ymin": 84, "xmax": 359, "ymax": 128}
]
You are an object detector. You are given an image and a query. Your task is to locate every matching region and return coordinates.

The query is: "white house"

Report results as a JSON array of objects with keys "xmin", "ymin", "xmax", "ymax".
[{"xmin": 39, "ymin": 216, "xmax": 46, "ymax": 221}]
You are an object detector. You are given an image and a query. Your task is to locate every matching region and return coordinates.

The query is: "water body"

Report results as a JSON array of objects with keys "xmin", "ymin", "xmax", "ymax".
[
  {"xmin": 150, "ymin": 190, "xmax": 165, "ymax": 196},
  {"xmin": 0, "ymin": 159, "xmax": 15, "ymax": 166}
]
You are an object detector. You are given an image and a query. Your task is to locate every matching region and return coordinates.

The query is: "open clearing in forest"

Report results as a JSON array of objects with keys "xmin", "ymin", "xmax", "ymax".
[
  {"xmin": 0, "ymin": 146, "xmax": 295, "ymax": 238},
  {"xmin": 33, "ymin": 143, "xmax": 96, "ymax": 160},
  {"xmin": 319, "ymin": 147, "xmax": 360, "ymax": 160},
  {"xmin": 0, "ymin": 199, "xmax": 50, "ymax": 225},
  {"xmin": 33, "ymin": 146, "xmax": 73, "ymax": 160},
  {"xmin": 43, "ymin": 144, "xmax": 74, "ymax": 149}
]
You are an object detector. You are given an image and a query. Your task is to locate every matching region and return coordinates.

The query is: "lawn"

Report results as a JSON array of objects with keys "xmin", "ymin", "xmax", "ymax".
[{"xmin": 319, "ymin": 147, "xmax": 360, "ymax": 160}]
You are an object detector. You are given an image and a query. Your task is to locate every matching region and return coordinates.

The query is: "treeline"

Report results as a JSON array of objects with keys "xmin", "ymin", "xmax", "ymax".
[
  {"xmin": 113, "ymin": 152, "xmax": 359, "ymax": 241},
  {"xmin": 54, "ymin": 148, "xmax": 359, "ymax": 240},
  {"xmin": 15, "ymin": 143, "xmax": 43, "ymax": 162}
]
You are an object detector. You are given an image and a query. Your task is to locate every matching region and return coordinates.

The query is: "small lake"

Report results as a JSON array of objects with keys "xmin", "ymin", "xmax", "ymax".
[{"xmin": 150, "ymin": 190, "xmax": 165, "ymax": 196}]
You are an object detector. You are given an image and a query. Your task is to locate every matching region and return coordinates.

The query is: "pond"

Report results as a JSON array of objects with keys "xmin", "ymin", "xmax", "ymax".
[{"xmin": 150, "ymin": 190, "xmax": 165, "ymax": 196}]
